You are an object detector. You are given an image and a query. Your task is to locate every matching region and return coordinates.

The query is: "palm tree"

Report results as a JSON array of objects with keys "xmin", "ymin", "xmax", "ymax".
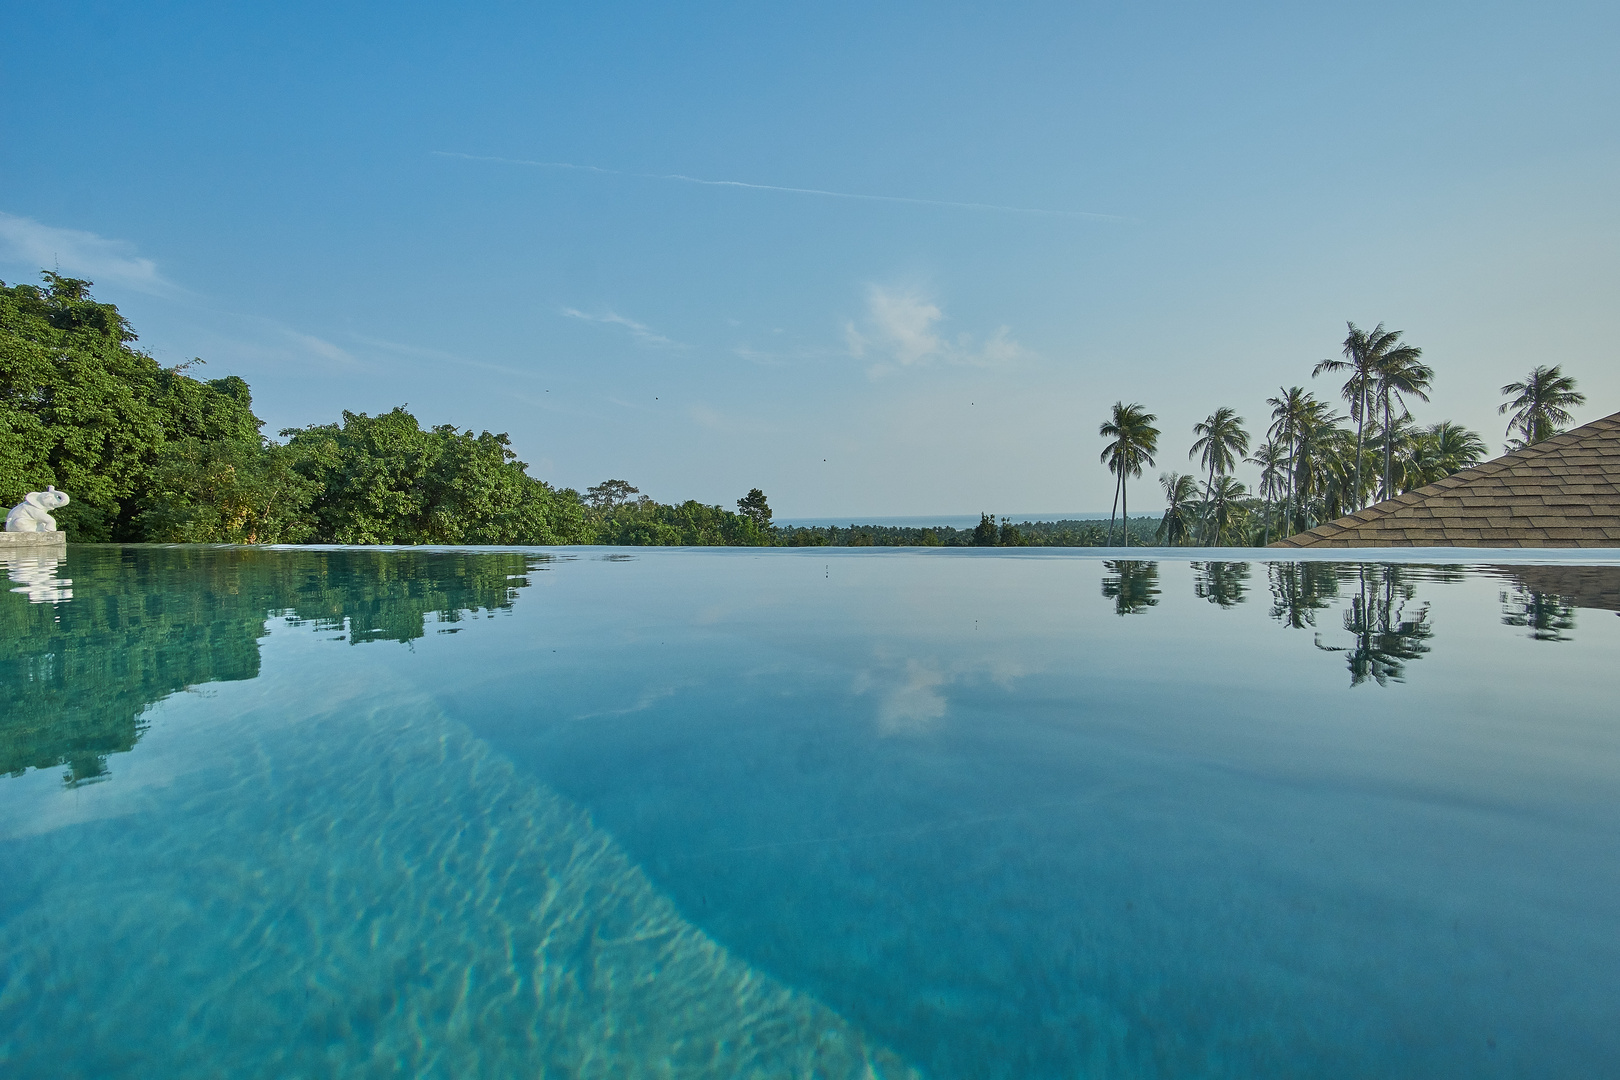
[
  {"xmin": 1499, "ymin": 365, "xmax": 1585, "ymax": 449},
  {"xmin": 1290, "ymin": 396, "xmax": 1344, "ymax": 532},
  {"xmin": 1408, "ymin": 421, "xmax": 1487, "ymax": 487},
  {"xmin": 1313, "ymin": 322, "xmax": 1406, "ymax": 511},
  {"xmin": 1100, "ymin": 402, "xmax": 1160, "ymax": 547},
  {"xmin": 1267, "ymin": 387, "xmax": 1317, "ymax": 533},
  {"xmin": 1189, "ymin": 407, "xmax": 1250, "ymax": 542},
  {"xmin": 1202, "ymin": 474, "xmax": 1249, "ymax": 545},
  {"xmin": 1370, "ymin": 335, "xmax": 1432, "ymax": 502},
  {"xmin": 1247, "ymin": 438, "xmax": 1286, "ymax": 545},
  {"xmin": 1157, "ymin": 472, "xmax": 1199, "ymax": 546}
]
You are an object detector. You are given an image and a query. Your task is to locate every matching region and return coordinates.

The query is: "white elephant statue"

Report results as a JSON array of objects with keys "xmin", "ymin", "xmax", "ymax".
[{"xmin": 5, "ymin": 486, "xmax": 70, "ymax": 533}]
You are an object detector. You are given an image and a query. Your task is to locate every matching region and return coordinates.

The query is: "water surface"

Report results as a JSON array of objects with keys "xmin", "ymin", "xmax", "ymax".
[{"xmin": 2, "ymin": 546, "xmax": 1617, "ymax": 1078}]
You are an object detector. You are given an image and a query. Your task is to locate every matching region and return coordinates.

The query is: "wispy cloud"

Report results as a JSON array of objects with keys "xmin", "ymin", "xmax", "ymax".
[
  {"xmin": 436, "ymin": 152, "xmax": 1119, "ymax": 220},
  {"xmin": 0, "ymin": 211, "xmax": 177, "ymax": 295},
  {"xmin": 562, "ymin": 307, "xmax": 682, "ymax": 348},
  {"xmin": 846, "ymin": 284, "xmax": 1025, "ymax": 374}
]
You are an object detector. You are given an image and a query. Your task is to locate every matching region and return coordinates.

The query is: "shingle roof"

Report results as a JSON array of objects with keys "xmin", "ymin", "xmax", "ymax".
[{"xmin": 1271, "ymin": 410, "xmax": 1620, "ymax": 548}]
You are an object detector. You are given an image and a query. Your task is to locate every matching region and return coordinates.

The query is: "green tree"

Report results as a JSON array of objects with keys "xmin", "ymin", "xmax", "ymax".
[
  {"xmin": 973, "ymin": 513, "xmax": 999, "ymax": 546},
  {"xmin": 1189, "ymin": 407, "xmax": 1249, "ymax": 542},
  {"xmin": 0, "ymin": 274, "xmax": 264, "ymax": 539},
  {"xmin": 585, "ymin": 479, "xmax": 640, "ymax": 511},
  {"xmin": 1499, "ymin": 364, "xmax": 1585, "ymax": 450},
  {"xmin": 283, "ymin": 407, "xmax": 583, "ymax": 544},
  {"xmin": 1099, "ymin": 402, "xmax": 1160, "ymax": 547},
  {"xmin": 736, "ymin": 488, "xmax": 773, "ymax": 530}
]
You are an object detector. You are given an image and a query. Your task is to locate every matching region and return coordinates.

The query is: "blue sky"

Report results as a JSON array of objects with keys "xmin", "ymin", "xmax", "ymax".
[{"xmin": 3, "ymin": 2, "xmax": 1616, "ymax": 516}]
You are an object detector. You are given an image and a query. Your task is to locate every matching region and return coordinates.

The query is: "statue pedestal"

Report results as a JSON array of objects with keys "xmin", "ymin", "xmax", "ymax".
[{"xmin": 0, "ymin": 531, "xmax": 67, "ymax": 548}]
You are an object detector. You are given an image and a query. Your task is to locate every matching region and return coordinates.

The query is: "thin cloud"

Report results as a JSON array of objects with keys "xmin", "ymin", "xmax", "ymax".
[
  {"xmin": 435, "ymin": 151, "xmax": 1119, "ymax": 220},
  {"xmin": 849, "ymin": 284, "xmax": 1025, "ymax": 374},
  {"xmin": 0, "ymin": 211, "xmax": 178, "ymax": 295},
  {"xmin": 561, "ymin": 307, "xmax": 682, "ymax": 348}
]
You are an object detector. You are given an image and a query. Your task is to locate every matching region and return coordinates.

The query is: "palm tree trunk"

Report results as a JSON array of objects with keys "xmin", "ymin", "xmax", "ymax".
[
  {"xmin": 1106, "ymin": 471, "xmax": 1121, "ymax": 546},
  {"xmin": 1352, "ymin": 383, "xmax": 1365, "ymax": 510},
  {"xmin": 1121, "ymin": 475, "xmax": 1129, "ymax": 548},
  {"xmin": 1382, "ymin": 390, "xmax": 1392, "ymax": 502}
]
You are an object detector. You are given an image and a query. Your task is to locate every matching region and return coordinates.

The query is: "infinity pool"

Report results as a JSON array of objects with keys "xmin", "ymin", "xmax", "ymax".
[{"xmin": 2, "ymin": 546, "xmax": 1617, "ymax": 1078}]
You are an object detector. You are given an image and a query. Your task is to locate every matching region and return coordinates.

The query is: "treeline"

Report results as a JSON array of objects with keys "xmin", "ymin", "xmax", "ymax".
[
  {"xmin": 772, "ymin": 515, "xmax": 1158, "ymax": 547},
  {"xmin": 1, "ymin": 275, "xmax": 585, "ymax": 544},
  {"xmin": 0, "ymin": 275, "xmax": 1167, "ymax": 549}
]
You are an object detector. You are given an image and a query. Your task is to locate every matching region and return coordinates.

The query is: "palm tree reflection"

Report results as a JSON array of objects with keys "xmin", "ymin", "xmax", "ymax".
[
  {"xmin": 1101, "ymin": 560, "xmax": 1160, "ymax": 615},
  {"xmin": 1314, "ymin": 564, "xmax": 1434, "ymax": 686},
  {"xmin": 1266, "ymin": 562, "xmax": 1340, "ymax": 629},
  {"xmin": 1192, "ymin": 561, "xmax": 1250, "ymax": 607},
  {"xmin": 1500, "ymin": 585, "xmax": 1577, "ymax": 641}
]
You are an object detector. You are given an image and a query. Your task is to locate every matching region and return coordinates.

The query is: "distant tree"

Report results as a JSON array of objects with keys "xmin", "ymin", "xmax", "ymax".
[
  {"xmin": 586, "ymin": 479, "xmax": 640, "ymax": 511},
  {"xmin": 1499, "ymin": 364, "xmax": 1585, "ymax": 450},
  {"xmin": 1202, "ymin": 475, "xmax": 1249, "ymax": 545},
  {"xmin": 998, "ymin": 518, "xmax": 1025, "ymax": 546},
  {"xmin": 736, "ymin": 488, "xmax": 773, "ymax": 530},
  {"xmin": 1189, "ymin": 407, "xmax": 1249, "ymax": 542},
  {"xmin": 973, "ymin": 513, "xmax": 998, "ymax": 546},
  {"xmin": 1099, "ymin": 402, "xmax": 1160, "ymax": 547}
]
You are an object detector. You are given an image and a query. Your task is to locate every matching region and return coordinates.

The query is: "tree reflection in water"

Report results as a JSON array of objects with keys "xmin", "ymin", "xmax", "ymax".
[
  {"xmin": 1313, "ymin": 564, "xmax": 1436, "ymax": 686},
  {"xmin": 1265, "ymin": 561, "xmax": 1340, "ymax": 629},
  {"xmin": 1101, "ymin": 560, "xmax": 1160, "ymax": 615},
  {"xmin": 0, "ymin": 547, "xmax": 540, "ymax": 786},
  {"xmin": 1500, "ymin": 585, "xmax": 1578, "ymax": 641},
  {"xmin": 1192, "ymin": 561, "xmax": 1250, "ymax": 607}
]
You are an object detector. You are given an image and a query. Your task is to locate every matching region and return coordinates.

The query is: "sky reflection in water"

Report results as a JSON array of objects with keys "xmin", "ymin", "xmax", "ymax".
[{"xmin": 2, "ymin": 547, "xmax": 1618, "ymax": 1079}]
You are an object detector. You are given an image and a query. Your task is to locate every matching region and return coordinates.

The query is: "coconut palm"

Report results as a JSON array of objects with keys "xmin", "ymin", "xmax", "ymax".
[
  {"xmin": 1201, "ymin": 474, "xmax": 1249, "ymax": 545},
  {"xmin": 1289, "ymin": 396, "xmax": 1344, "ymax": 532},
  {"xmin": 1313, "ymin": 322, "xmax": 1406, "ymax": 511},
  {"xmin": 1499, "ymin": 365, "xmax": 1585, "ymax": 449},
  {"xmin": 1189, "ymin": 407, "xmax": 1250, "ymax": 542},
  {"xmin": 1157, "ymin": 472, "xmax": 1199, "ymax": 546},
  {"xmin": 1100, "ymin": 402, "xmax": 1161, "ymax": 547},
  {"xmin": 1247, "ymin": 438, "xmax": 1287, "ymax": 545},
  {"xmin": 1370, "ymin": 336, "xmax": 1432, "ymax": 501},
  {"xmin": 1266, "ymin": 387, "xmax": 1311, "ymax": 531},
  {"xmin": 1408, "ymin": 421, "xmax": 1487, "ymax": 487}
]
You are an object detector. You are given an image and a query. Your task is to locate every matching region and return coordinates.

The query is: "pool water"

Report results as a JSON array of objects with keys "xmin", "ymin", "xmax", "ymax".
[{"xmin": 2, "ymin": 546, "xmax": 1617, "ymax": 1078}]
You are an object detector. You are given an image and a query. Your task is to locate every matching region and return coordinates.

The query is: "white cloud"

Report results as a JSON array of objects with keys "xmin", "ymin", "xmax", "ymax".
[
  {"xmin": 848, "ymin": 284, "xmax": 1025, "ymax": 374},
  {"xmin": 561, "ymin": 307, "xmax": 682, "ymax": 348},
  {"xmin": 0, "ymin": 211, "xmax": 175, "ymax": 295}
]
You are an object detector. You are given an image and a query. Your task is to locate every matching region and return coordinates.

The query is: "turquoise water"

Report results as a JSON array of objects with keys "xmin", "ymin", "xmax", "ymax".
[{"xmin": 2, "ymin": 546, "xmax": 1618, "ymax": 1078}]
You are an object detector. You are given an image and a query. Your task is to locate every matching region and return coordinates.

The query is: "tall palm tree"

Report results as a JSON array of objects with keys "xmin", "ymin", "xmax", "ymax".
[
  {"xmin": 1189, "ymin": 407, "xmax": 1250, "ymax": 542},
  {"xmin": 1157, "ymin": 472, "xmax": 1199, "ymax": 546},
  {"xmin": 1266, "ymin": 387, "xmax": 1311, "ymax": 532},
  {"xmin": 1290, "ymin": 396, "xmax": 1344, "ymax": 532},
  {"xmin": 1313, "ymin": 322, "xmax": 1406, "ymax": 511},
  {"xmin": 1100, "ymin": 402, "xmax": 1160, "ymax": 547},
  {"xmin": 1371, "ymin": 337, "xmax": 1432, "ymax": 502},
  {"xmin": 1499, "ymin": 365, "xmax": 1585, "ymax": 449},
  {"xmin": 1247, "ymin": 438, "xmax": 1286, "ymax": 545}
]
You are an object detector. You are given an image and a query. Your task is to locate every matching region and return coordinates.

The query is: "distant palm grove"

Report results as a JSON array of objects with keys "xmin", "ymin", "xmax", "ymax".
[
  {"xmin": 1, "ymin": 274, "xmax": 1587, "ymax": 547},
  {"xmin": 1100, "ymin": 323, "xmax": 1586, "ymax": 546}
]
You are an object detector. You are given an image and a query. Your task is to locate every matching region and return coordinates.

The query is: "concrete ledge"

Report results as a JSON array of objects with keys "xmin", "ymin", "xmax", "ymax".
[{"xmin": 0, "ymin": 531, "xmax": 67, "ymax": 548}]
